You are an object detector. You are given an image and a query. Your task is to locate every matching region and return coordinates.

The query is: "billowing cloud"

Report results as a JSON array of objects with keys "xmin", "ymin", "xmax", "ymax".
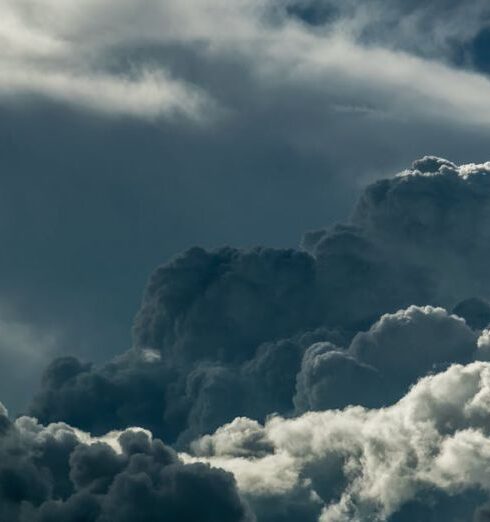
[
  {"xmin": 4, "ymin": 1, "xmax": 490, "ymax": 518},
  {"xmin": 2, "ymin": 155, "xmax": 490, "ymax": 521},
  {"xmin": 0, "ymin": 404, "xmax": 251, "ymax": 522},
  {"xmin": 185, "ymin": 362, "xmax": 490, "ymax": 521},
  {"xmin": 28, "ymin": 158, "xmax": 490, "ymax": 447}
]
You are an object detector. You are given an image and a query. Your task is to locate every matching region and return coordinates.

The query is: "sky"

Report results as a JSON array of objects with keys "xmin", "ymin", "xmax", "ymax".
[{"xmin": 3, "ymin": 1, "xmax": 490, "ymax": 521}]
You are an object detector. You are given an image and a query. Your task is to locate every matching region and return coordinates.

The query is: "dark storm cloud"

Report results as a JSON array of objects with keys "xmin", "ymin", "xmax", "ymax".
[
  {"xmin": 293, "ymin": 345, "xmax": 386, "ymax": 412},
  {"xmin": 0, "ymin": 404, "xmax": 251, "ymax": 522},
  {"xmin": 133, "ymin": 246, "xmax": 319, "ymax": 365},
  {"xmin": 292, "ymin": 304, "xmax": 478, "ymax": 414},
  {"xmin": 29, "ymin": 158, "xmax": 490, "ymax": 448}
]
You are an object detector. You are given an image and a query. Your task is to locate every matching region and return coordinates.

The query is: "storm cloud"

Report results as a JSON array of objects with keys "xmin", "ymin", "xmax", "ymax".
[
  {"xmin": 0, "ymin": 404, "xmax": 251, "ymax": 522},
  {"xmin": 3, "ymin": 153, "xmax": 490, "ymax": 521},
  {"xmin": 28, "ymin": 158, "xmax": 490, "ymax": 448}
]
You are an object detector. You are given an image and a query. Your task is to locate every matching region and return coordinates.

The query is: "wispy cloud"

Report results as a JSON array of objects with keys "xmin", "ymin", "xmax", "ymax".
[{"xmin": 3, "ymin": 0, "xmax": 490, "ymax": 124}]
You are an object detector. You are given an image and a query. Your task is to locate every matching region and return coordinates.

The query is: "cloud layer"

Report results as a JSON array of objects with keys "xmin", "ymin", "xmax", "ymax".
[{"xmin": 4, "ymin": 0, "xmax": 490, "ymax": 124}]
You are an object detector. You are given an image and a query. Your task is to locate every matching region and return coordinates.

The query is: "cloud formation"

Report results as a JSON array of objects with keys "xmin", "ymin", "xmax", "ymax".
[
  {"xmin": 2, "ymin": 155, "xmax": 490, "ymax": 521},
  {"xmin": 187, "ymin": 362, "xmax": 490, "ymax": 521},
  {"xmin": 0, "ymin": 403, "xmax": 251, "ymax": 522},
  {"xmin": 29, "ymin": 157, "xmax": 490, "ymax": 447}
]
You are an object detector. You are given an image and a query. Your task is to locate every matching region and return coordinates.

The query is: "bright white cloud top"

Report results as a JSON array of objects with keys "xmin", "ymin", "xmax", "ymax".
[{"xmin": 184, "ymin": 361, "xmax": 490, "ymax": 521}]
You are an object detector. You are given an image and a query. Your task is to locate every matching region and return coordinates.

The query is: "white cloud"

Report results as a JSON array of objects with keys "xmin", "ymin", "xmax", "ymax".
[
  {"xmin": 477, "ymin": 330, "xmax": 490, "ymax": 360},
  {"xmin": 0, "ymin": 62, "xmax": 214, "ymax": 120},
  {"xmin": 3, "ymin": 0, "xmax": 490, "ymax": 125},
  {"xmin": 184, "ymin": 362, "xmax": 490, "ymax": 521}
]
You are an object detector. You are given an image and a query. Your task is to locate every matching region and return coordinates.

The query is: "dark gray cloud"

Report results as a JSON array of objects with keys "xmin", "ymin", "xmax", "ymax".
[
  {"xmin": 453, "ymin": 297, "xmax": 490, "ymax": 330},
  {"xmin": 293, "ymin": 345, "xmax": 386, "ymax": 412},
  {"xmin": 0, "ymin": 404, "xmax": 252, "ymax": 522},
  {"xmin": 29, "ymin": 158, "xmax": 490, "ymax": 448},
  {"xmin": 133, "ymin": 246, "xmax": 320, "ymax": 365}
]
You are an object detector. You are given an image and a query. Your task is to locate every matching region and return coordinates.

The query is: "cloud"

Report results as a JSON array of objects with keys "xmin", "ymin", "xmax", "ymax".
[
  {"xmin": 0, "ymin": 64, "xmax": 215, "ymax": 121},
  {"xmin": 4, "ymin": 0, "xmax": 490, "ymax": 125},
  {"xmin": 0, "ymin": 0, "xmax": 223, "ymax": 119},
  {"xmin": 293, "ymin": 305, "xmax": 478, "ymax": 413},
  {"xmin": 8, "ymin": 155, "xmax": 490, "ymax": 520},
  {"xmin": 349, "ymin": 306, "xmax": 476, "ymax": 387},
  {"xmin": 453, "ymin": 297, "xmax": 490, "ymax": 330},
  {"xmin": 185, "ymin": 362, "xmax": 490, "ymax": 521},
  {"xmin": 28, "ymin": 158, "xmax": 490, "ymax": 445},
  {"xmin": 7, "ymin": 1, "xmax": 490, "ymax": 417},
  {"xmin": 286, "ymin": 0, "xmax": 490, "ymax": 60},
  {"xmin": 0, "ymin": 404, "xmax": 252, "ymax": 522},
  {"xmin": 293, "ymin": 345, "xmax": 386, "ymax": 412}
]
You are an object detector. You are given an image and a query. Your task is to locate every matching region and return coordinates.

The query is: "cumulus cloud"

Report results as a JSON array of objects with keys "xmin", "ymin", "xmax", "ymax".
[
  {"xmin": 29, "ymin": 157, "xmax": 490, "ymax": 445},
  {"xmin": 5, "ymin": 155, "xmax": 490, "ymax": 520},
  {"xmin": 293, "ymin": 305, "xmax": 479, "ymax": 413},
  {"xmin": 350, "ymin": 306, "xmax": 476, "ymax": 387},
  {"xmin": 185, "ymin": 362, "xmax": 490, "ymax": 521},
  {"xmin": 0, "ymin": 404, "xmax": 251, "ymax": 522}
]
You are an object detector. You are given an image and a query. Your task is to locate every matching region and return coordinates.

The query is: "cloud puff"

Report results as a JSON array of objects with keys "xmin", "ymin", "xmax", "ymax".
[
  {"xmin": 0, "ymin": 404, "xmax": 251, "ymax": 522},
  {"xmin": 185, "ymin": 361, "xmax": 490, "ymax": 521},
  {"xmin": 133, "ymin": 246, "xmax": 320, "ymax": 366},
  {"xmin": 350, "ymin": 306, "xmax": 476, "ymax": 387},
  {"xmin": 293, "ymin": 305, "xmax": 478, "ymax": 413}
]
